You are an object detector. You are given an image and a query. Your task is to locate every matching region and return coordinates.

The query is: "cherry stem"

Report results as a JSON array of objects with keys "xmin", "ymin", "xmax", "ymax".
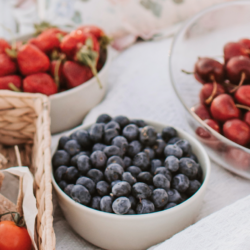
[
  {"xmin": 205, "ymin": 77, "xmax": 217, "ymax": 105},
  {"xmin": 9, "ymin": 83, "xmax": 21, "ymax": 92},
  {"xmin": 181, "ymin": 69, "xmax": 194, "ymax": 75},
  {"xmin": 229, "ymin": 72, "xmax": 246, "ymax": 93},
  {"xmin": 235, "ymin": 104, "xmax": 250, "ymax": 111}
]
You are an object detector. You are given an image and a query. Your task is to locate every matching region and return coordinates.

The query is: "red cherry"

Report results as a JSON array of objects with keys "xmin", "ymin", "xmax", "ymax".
[
  {"xmin": 193, "ymin": 104, "xmax": 211, "ymax": 120},
  {"xmin": 223, "ymin": 42, "xmax": 249, "ymax": 63},
  {"xmin": 194, "ymin": 57, "xmax": 224, "ymax": 84},
  {"xmin": 223, "ymin": 119, "xmax": 250, "ymax": 146},
  {"xmin": 226, "ymin": 55, "xmax": 250, "ymax": 84},
  {"xmin": 199, "ymin": 83, "xmax": 225, "ymax": 105},
  {"xmin": 210, "ymin": 94, "xmax": 240, "ymax": 122},
  {"xmin": 226, "ymin": 147, "xmax": 250, "ymax": 170},
  {"xmin": 239, "ymin": 38, "xmax": 250, "ymax": 49},
  {"xmin": 204, "ymin": 119, "xmax": 220, "ymax": 133},
  {"xmin": 234, "ymin": 85, "xmax": 250, "ymax": 106},
  {"xmin": 243, "ymin": 111, "xmax": 250, "ymax": 126}
]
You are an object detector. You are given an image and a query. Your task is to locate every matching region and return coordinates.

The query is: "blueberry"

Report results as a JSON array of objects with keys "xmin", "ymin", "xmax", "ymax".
[
  {"xmin": 164, "ymin": 156, "xmax": 179, "ymax": 172},
  {"xmin": 112, "ymin": 181, "xmax": 131, "ymax": 197},
  {"xmin": 69, "ymin": 131, "xmax": 78, "ymax": 140},
  {"xmin": 149, "ymin": 185, "xmax": 155, "ymax": 192},
  {"xmin": 104, "ymin": 121, "xmax": 120, "ymax": 132},
  {"xmin": 175, "ymin": 139, "xmax": 191, "ymax": 156},
  {"xmin": 130, "ymin": 119, "xmax": 147, "ymax": 128},
  {"xmin": 112, "ymin": 197, "xmax": 131, "ymax": 215},
  {"xmin": 58, "ymin": 180, "xmax": 67, "ymax": 190},
  {"xmin": 54, "ymin": 166, "xmax": 67, "ymax": 182},
  {"xmin": 71, "ymin": 151, "xmax": 89, "ymax": 166},
  {"xmin": 112, "ymin": 136, "xmax": 128, "ymax": 156},
  {"xmin": 122, "ymin": 124, "xmax": 139, "ymax": 142},
  {"xmin": 189, "ymin": 153, "xmax": 199, "ymax": 163},
  {"xmin": 127, "ymin": 140, "xmax": 142, "ymax": 158},
  {"xmin": 58, "ymin": 136, "xmax": 70, "ymax": 149},
  {"xmin": 168, "ymin": 137, "xmax": 181, "ymax": 145},
  {"xmin": 52, "ymin": 150, "xmax": 70, "ymax": 168},
  {"xmin": 162, "ymin": 127, "xmax": 177, "ymax": 142},
  {"xmin": 91, "ymin": 196, "xmax": 101, "ymax": 210},
  {"xmin": 113, "ymin": 116, "xmax": 130, "ymax": 129},
  {"xmin": 123, "ymin": 156, "xmax": 132, "ymax": 169},
  {"xmin": 111, "ymin": 180, "xmax": 121, "ymax": 188},
  {"xmin": 179, "ymin": 158, "xmax": 199, "ymax": 179},
  {"xmin": 64, "ymin": 140, "xmax": 81, "ymax": 156},
  {"xmin": 87, "ymin": 169, "xmax": 104, "ymax": 183},
  {"xmin": 164, "ymin": 145, "xmax": 183, "ymax": 158},
  {"xmin": 136, "ymin": 199, "xmax": 155, "ymax": 214},
  {"xmin": 186, "ymin": 180, "xmax": 201, "ymax": 196},
  {"xmin": 164, "ymin": 202, "xmax": 177, "ymax": 209},
  {"xmin": 96, "ymin": 181, "xmax": 110, "ymax": 196},
  {"xmin": 126, "ymin": 166, "xmax": 142, "ymax": 178},
  {"xmin": 104, "ymin": 163, "xmax": 124, "ymax": 183},
  {"xmin": 139, "ymin": 126, "xmax": 157, "ymax": 146},
  {"xmin": 197, "ymin": 164, "xmax": 203, "ymax": 181},
  {"xmin": 152, "ymin": 188, "xmax": 168, "ymax": 208},
  {"xmin": 172, "ymin": 174, "xmax": 190, "ymax": 192},
  {"xmin": 71, "ymin": 185, "xmax": 91, "ymax": 205},
  {"xmin": 133, "ymin": 152, "xmax": 150, "ymax": 170},
  {"xmin": 153, "ymin": 139, "xmax": 166, "ymax": 157},
  {"xmin": 100, "ymin": 196, "xmax": 113, "ymax": 213},
  {"xmin": 128, "ymin": 195, "xmax": 137, "ymax": 209},
  {"xmin": 64, "ymin": 184, "xmax": 74, "ymax": 196},
  {"xmin": 137, "ymin": 172, "xmax": 153, "ymax": 184},
  {"xmin": 122, "ymin": 172, "xmax": 137, "ymax": 185},
  {"xmin": 126, "ymin": 208, "xmax": 136, "ymax": 214},
  {"xmin": 150, "ymin": 159, "xmax": 162, "ymax": 174},
  {"xmin": 180, "ymin": 193, "xmax": 189, "ymax": 202},
  {"xmin": 103, "ymin": 145, "xmax": 121, "ymax": 158},
  {"xmin": 132, "ymin": 182, "xmax": 152, "ymax": 199},
  {"xmin": 153, "ymin": 174, "xmax": 170, "ymax": 190},
  {"xmin": 104, "ymin": 129, "xmax": 119, "ymax": 144},
  {"xmin": 156, "ymin": 133, "xmax": 162, "ymax": 140},
  {"xmin": 92, "ymin": 143, "xmax": 106, "ymax": 152},
  {"xmin": 154, "ymin": 167, "xmax": 172, "ymax": 181},
  {"xmin": 64, "ymin": 166, "xmax": 79, "ymax": 183},
  {"xmin": 76, "ymin": 176, "xmax": 95, "ymax": 195},
  {"xmin": 167, "ymin": 189, "xmax": 182, "ymax": 204},
  {"xmin": 96, "ymin": 114, "xmax": 112, "ymax": 124},
  {"xmin": 89, "ymin": 123, "xmax": 104, "ymax": 143},
  {"xmin": 74, "ymin": 130, "xmax": 92, "ymax": 148},
  {"xmin": 143, "ymin": 147, "xmax": 155, "ymax": 160},
  {"xmin": 107, "ymin": 156, "xmax": 125, "ymax": 169},
  {"xmin": 77, "ymin": 155, "xmax": 91, "ymax": 174},
  {"xmin": 90, "ymin": 150, "xmax": 107, "ymax": 169}
]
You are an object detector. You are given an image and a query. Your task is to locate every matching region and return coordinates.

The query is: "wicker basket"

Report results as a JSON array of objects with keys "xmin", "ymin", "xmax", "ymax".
[{"xmin": 0, "ymin": 90, "xmax": 55, "ymax": 250}]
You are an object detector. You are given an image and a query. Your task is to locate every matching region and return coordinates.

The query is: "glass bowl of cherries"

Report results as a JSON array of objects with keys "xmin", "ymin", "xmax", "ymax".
[{"xmin": 170, "ymin": 1, "xmax": 250, "ymax": 178}]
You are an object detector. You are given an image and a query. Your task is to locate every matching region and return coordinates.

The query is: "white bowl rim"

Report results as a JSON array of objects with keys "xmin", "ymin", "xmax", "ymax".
[
  {"xmin": 169, "ymin": 0, "xmax": 250, "ymax": 153},
  {"xmin": 52, "ymin": 120, "xmax": 211, "ymax": 220}
]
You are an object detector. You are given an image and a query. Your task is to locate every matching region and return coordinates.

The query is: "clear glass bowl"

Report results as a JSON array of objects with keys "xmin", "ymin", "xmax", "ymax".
[{"xmin": 169, "ymin": 1, "xmax": 250, "ymax": 179}]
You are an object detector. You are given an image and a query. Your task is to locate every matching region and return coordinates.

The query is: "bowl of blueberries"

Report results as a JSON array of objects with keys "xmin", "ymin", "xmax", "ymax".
[{"xmin": 51, "ymin": 114, "xmax": 210, "ymax": 250}]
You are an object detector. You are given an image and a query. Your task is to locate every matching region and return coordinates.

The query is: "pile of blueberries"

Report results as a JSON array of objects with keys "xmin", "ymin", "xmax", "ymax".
[{"xmin": 52, "ymin": 114, "xmax": 202, "ymax": 215}]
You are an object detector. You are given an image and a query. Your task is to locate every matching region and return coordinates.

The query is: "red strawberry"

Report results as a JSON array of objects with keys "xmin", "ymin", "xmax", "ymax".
[
  {"xmin": 0, "ymin": 53, "xmax": 17, "ymax": 76},
  {"xmin": 50, "ymin": 60, "xmax": 66, "ymax": 88},
  {"xmin": 0, "ymin": 75, "xmax": 21, "ymax": 90},
  {"xmin": 17, "ymin": 44, "xmax": 50, "ymax": 76},
  {"xmin": 29, "ymin": 28, "xmax": 67, "ymax": 54},
  {"xmin": 62, "ymin": 61, "xmax": 93, "ymax": 89},
  {"xmin": 23, "ymin": 73, "xmax": 57, "ymax": 96},
  {"xmin": 0, "ymin": 38, "xmax": 11, "ymax": 54}
]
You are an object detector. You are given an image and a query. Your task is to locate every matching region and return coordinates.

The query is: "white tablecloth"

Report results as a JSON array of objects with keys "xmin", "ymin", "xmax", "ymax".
[{"xmin": 52, "ymin": 38, "xmax": 250, "ymax": 250}]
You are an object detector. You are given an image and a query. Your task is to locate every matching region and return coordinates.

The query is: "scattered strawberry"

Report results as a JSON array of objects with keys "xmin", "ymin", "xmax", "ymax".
[
  {"xmin": 17, "ymin": 44, "xmax": 50, "ymax": 76},
  {"xmin": 0, "ymin": 75, "xmax": 22, "ymax": 90},
  {"xmin": 23, "ymin": 73, "xmax": 57, "ymax": 95},
  {"xmin": 62, "ymin": 61, "xmax": 93, "ymax": 89},
  {"xmin": 0, "ymin": 38, "xmax": 11, "ymax": 54},
  {"xmin": 0, "ymin": 53, "xmax": 17, "ymax": 76},
  {"xmin": 29, "ymin": 28, "xmax": 67, "ymax": 54}
]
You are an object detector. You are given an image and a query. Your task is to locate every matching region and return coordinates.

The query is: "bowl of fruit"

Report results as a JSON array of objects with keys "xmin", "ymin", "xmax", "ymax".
[
  {"xmin": 0, "ymin": 24, "xmax": 111, "ymax": 134},
  {"xmin": 51, "ymin": 114, "xmax": 210, "ymax": 250},
  {"xmin": 170, "ymin": 1, "xmax": 250, "ymax": 178}
]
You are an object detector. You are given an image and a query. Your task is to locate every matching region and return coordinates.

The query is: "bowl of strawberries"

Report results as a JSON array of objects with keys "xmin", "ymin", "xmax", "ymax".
[
  {"xmin": 0, "ymin": 24, "xmax": 111, "ymax": 134},
  {"xmin": 170, "ymin": 1, "xmax": 250, "ymax": 178}
]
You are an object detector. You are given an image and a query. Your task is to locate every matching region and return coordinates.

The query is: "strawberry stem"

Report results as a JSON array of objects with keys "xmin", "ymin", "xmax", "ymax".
[
  {"xmin": 99, "ymin": 35, "xmax": 112, "ymax": 50},
  {"xmin": 9, "ymin": 83, "xmax": 21, "ymax": 92}
]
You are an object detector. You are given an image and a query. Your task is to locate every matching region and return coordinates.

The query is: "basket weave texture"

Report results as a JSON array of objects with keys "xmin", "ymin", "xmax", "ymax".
[{"xmin": 0, "ymin": 90, "xmax": 55, "ymax": 250}]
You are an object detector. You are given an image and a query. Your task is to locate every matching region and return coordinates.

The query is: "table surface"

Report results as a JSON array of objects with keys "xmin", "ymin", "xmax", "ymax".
[{"xmin": 51, "ymin": 37, "xmax": 250, "ymax": 250}]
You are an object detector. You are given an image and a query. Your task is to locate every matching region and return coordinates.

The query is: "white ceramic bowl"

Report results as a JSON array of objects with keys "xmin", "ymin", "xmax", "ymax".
[
  {"xmin": 52, "ymin": 120, "xmax": 211, "ymax": 250},
  {"xmin": 12, "ymin": 33, "xmax": 111, "ymax": 134}
]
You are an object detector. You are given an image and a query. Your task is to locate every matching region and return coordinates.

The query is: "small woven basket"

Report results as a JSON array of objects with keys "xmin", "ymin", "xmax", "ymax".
[{"xmin": 0, "ymin": 90, "xmax": 55, "ymax": 250}]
